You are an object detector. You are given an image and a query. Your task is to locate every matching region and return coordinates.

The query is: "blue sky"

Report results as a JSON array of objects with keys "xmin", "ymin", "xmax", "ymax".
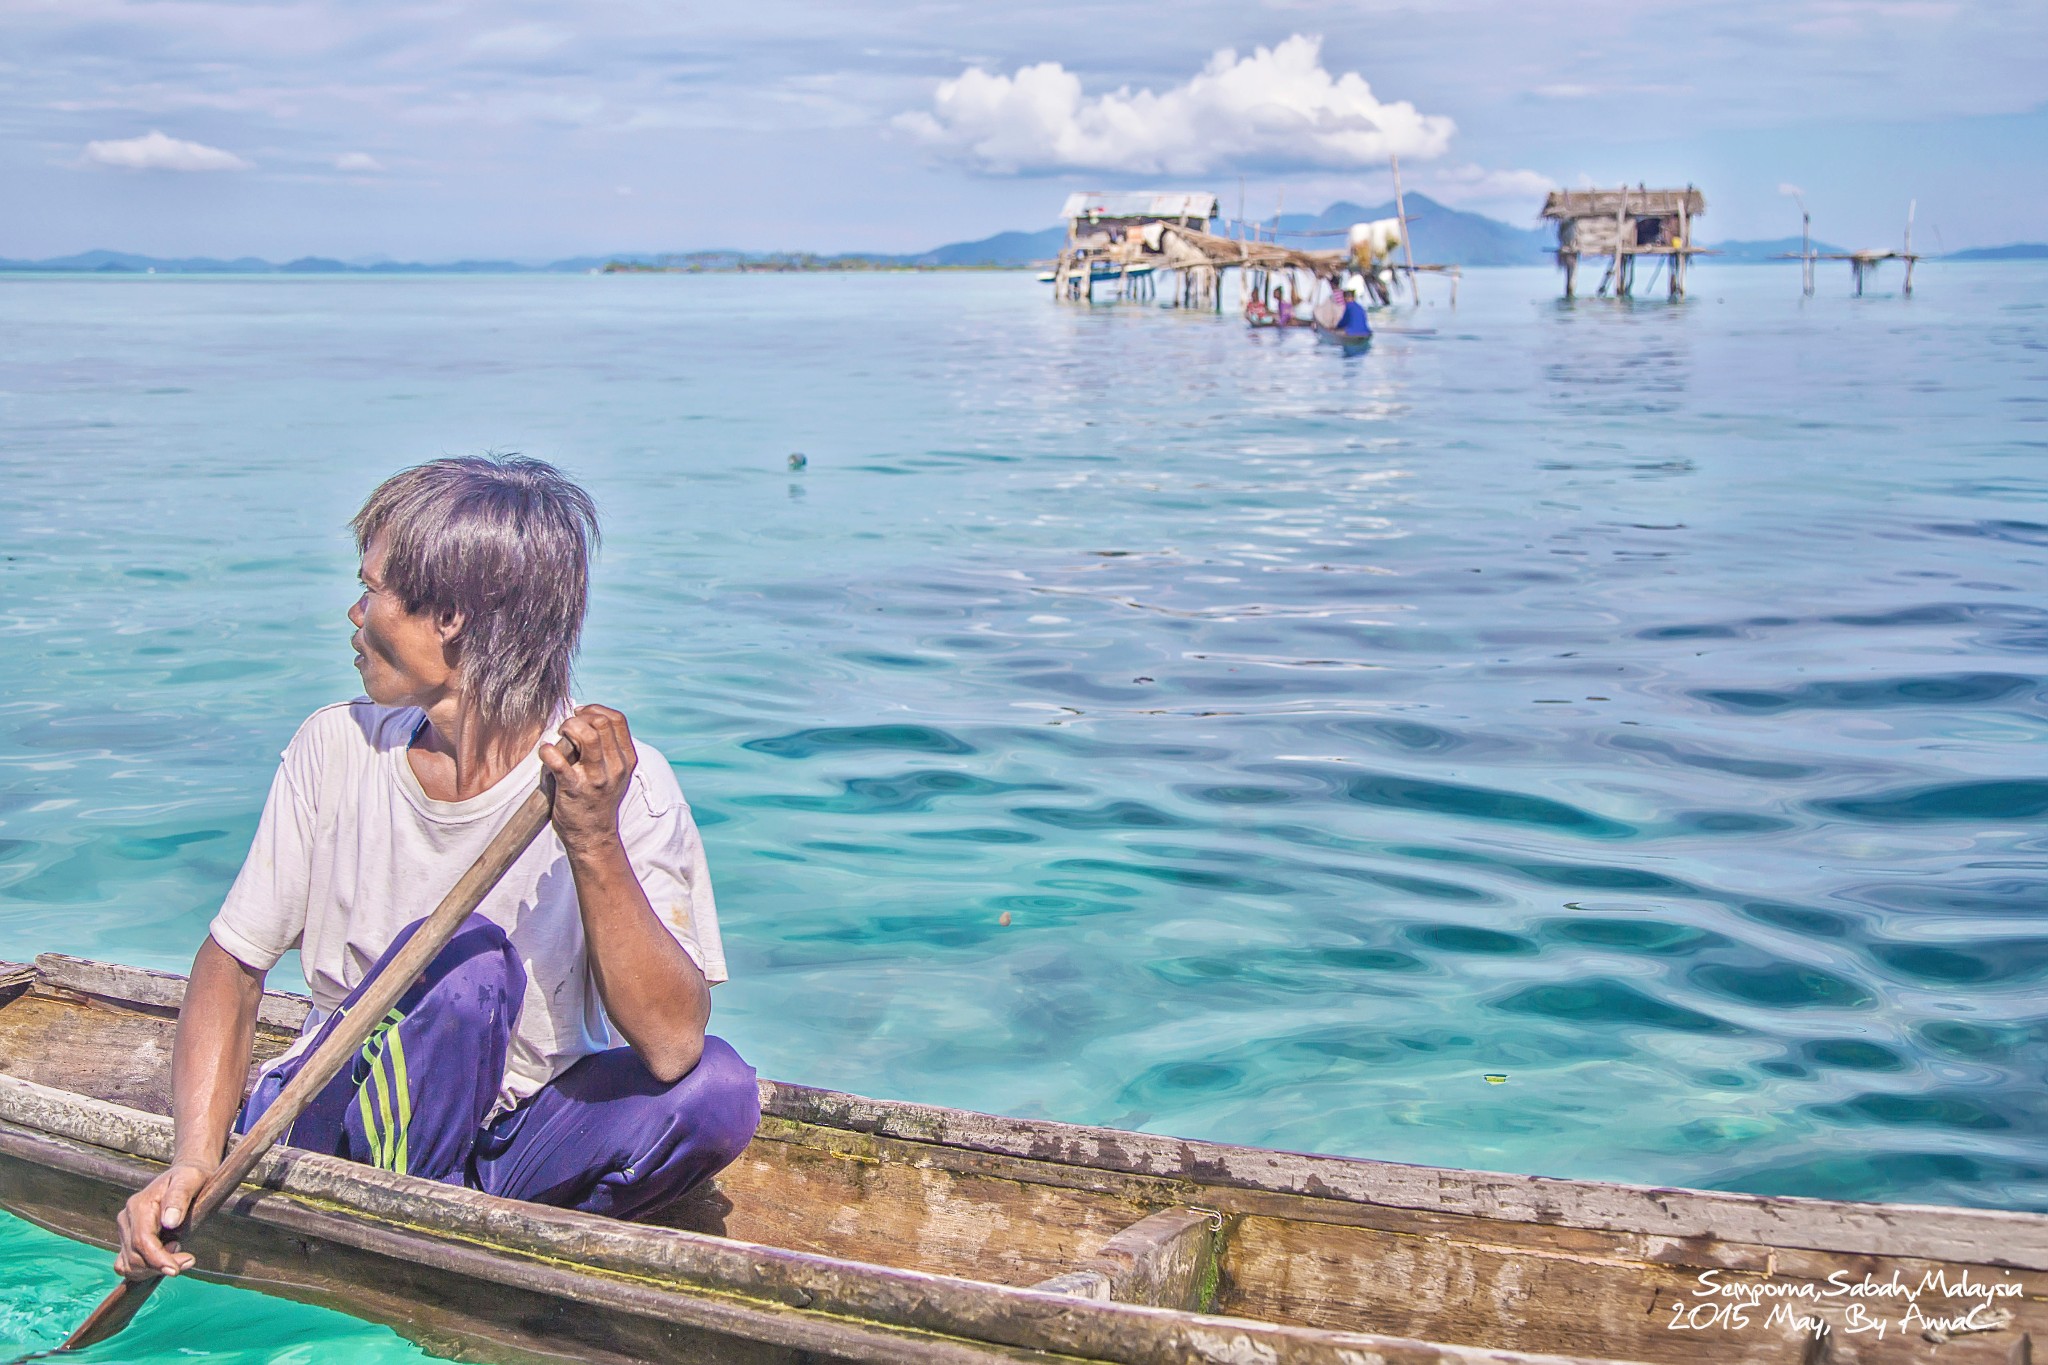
[{"xmin": 4, "ymin": 0, "xmax": 2042, "ymax": 259}]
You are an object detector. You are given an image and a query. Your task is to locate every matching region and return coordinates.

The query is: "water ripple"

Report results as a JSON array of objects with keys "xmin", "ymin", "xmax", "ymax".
[{"xmin": 3, "ymin": 265, "xmax": 2045, "ymax": 1259}]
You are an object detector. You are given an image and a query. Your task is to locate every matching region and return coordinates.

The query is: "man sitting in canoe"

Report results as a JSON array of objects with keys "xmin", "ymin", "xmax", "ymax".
[
  {"xmin": 115, "ymin": 456, "xmax": 760, "ymax": 1279},
  {"xmin": 1337, "ymin": 286, "xmax": 1373, "ymax": 338}
]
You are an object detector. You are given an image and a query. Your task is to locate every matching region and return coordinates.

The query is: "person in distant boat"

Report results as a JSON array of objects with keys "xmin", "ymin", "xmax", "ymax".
[
  {"xmin": 1312, "ymin": 286, "xmax": 1344, "ymax": 331},
  {"xmin": 1276, "ymin": 289, "xmax": 1295, "ymax": 327},
  {"xmin": 1244, "ymin": 292, "xmax": 1274, "ymax": 325},
  {"xmin": 113, "ymin": 456, "xmax": 760, "ymax": 1280},
  {"xmin": 1338, "ymin": 286, "xmax": 1373, "ymax": 337}
]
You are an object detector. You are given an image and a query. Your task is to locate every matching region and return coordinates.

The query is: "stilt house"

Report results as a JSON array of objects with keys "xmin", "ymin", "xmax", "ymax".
[
  {"xmin": 1542, "ymin": 186, "xmax": 1706, "ymax": 298},
  {"xmin": 1045, "ymin": 189, "xmax": 1459, "ymax": 310},
  {"xmin": 1051, "ymin": 192, "xmax": 1218, "ymax": 302}
]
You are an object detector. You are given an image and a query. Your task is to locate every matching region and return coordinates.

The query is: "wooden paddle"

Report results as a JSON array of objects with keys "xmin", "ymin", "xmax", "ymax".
[{"xmin": 54, "ymin": 738, "xmax": 576, "ymax": 1354}]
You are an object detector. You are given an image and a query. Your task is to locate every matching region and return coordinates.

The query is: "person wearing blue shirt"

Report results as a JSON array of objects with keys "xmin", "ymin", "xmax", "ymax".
[{"xmin": 1338, "ymin": 287, "xmax": 1372, "ymax": 337}]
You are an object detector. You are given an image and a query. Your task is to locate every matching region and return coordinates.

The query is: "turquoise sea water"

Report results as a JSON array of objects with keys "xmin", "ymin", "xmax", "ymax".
[{"xmin": 0, "ymin": 264, "xmax": 2044, "ymax": 1357}]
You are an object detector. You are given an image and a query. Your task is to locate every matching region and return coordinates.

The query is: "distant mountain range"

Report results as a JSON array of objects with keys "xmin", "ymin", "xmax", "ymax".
[
  {"xmin": 905, "ymin": 228, "xmax": 1067, "ymax": 268},
  {"xmin": 4, "ymin": 211, "xmax": 2042, "ymax": 274},
  {"xmin": 1701, "ymin": 236, "xmax": 1847, "ymax": 262},
  {"xmin": 1945, "ymin": 243, "xmax": 2048, "ymax": 261},
  {"xmin": 1267, "ymin": 196, "xmax": 1554, "ymax": 266}
]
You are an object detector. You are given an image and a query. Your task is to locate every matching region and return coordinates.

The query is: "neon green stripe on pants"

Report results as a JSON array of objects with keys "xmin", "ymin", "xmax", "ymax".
[
  {"xmin": 386, "ymin": 1024, "xmax": 411, "ymax": 1175},
  {"xmin": 354, "ymin": 1007, "xmax": 408, "ymax": 1172}
]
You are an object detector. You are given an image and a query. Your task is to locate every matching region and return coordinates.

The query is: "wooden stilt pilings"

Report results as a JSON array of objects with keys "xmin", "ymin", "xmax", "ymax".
[
  {"xmin": 1813, "ymin": 247, "xmax": 1923, "ymax": 298},
  {"xmin": 1672, "ymin": 201, "xmax": 1688, "ymax": 299},
  {"xmin": 1545, "ymin": 185, "xmax": 1706, "ymax": 302},
  {"xmin": 1774, "ymin": 200, "xmax": 1921, "ymax": 298}
]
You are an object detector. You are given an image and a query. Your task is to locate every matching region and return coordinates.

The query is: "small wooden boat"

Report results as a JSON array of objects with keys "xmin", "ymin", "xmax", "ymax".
[
  {"xmin": 1036, "ymin": 263, "xmax": 1157, "ymax": 285},
  {"xmin": 1314, "ymin": 325, "xmax": 1375, "ymax": 349},
  {"xmin": 0, "ymin": 955, "xmax": 2041, "ymax": 1364}
]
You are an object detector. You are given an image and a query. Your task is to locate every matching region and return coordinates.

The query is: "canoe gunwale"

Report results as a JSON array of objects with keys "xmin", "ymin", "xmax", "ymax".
[
  {"xmin": 0, "ymin": 1074, "xmax": 1629, "ymax": 1365},
  {"xmin": 35, "ymin": 953, "xmax": 2046, "ymax": 1271}
]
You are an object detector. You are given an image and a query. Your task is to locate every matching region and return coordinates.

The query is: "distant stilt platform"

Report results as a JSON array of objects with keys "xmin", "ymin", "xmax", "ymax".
[{"xmin": 1779, "ymin": 199, "xmax": 1924, "ymax": 298}]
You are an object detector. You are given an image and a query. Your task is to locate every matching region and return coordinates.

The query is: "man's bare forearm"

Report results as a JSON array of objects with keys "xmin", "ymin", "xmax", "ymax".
[
  {"xmin": 566, "ymin": 835, "xmax": 710, "ymax": 1083},
  {"xmin": 542, "ymin": 704, "xmax": 711, "ymax": 1084},
  {"xmin": 171, "ymin": 937, "xmax": 266, "ymax": 1169}
]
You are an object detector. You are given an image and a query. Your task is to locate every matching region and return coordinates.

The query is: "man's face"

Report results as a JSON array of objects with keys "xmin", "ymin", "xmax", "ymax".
[{"xmin": 348, "ymin": 533, "xmax": 458, "ymax": 710}]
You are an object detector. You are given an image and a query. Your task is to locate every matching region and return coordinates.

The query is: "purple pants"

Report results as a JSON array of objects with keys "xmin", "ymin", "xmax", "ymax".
[{"xmin": 240, "ymin": 918, "xmax": 760, "ymax": 1219}]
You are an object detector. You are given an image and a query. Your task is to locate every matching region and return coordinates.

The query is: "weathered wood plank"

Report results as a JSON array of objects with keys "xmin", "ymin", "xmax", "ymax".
[
  {"xmin": 759, "ymin": 1082, "xmax": 2048, "ymax": 1269},
  {"xmin": 1220, "ymin": 1213, "xmax": 2039, "ymax": 1365},
  {"xmin": 1035, "ymin": 1207, "xmax": 1220, "ymax": 1313},
  {"xmin": 739, "ymin": 1115, "xmax": 2044, "ymax": 1362},
  {"xmin": 33, "ymin": 953, "xmax": 311, "ymax": 1031},
  {"xmin": 670, "ymin": 1114, "xmax": 1152, "ymax": 1285},
  {"xmin": 1034, "ymin": 1270, "xmax": 1114, "ymax": 1302},
  {"xmin": 0, "ymin": 1125, "xmax": 1030, "ymax": 1365},
  {"xmin": 0, "ymin": 1077, "xmax": 1640, "ymax": 1365},
  {"xmin": 0, "ymin": 988, "xmax": 293, "ymax": 1115}
]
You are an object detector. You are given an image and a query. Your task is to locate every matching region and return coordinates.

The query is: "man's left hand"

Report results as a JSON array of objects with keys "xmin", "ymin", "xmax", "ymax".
[{"xmin": 541, "ymin": 705, "xmax": 638, "ymax": 854}]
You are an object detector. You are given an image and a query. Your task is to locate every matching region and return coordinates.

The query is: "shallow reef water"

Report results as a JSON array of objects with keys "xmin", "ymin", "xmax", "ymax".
[
  {"xmin": 0, "ymin": 264, "xmax": 2043, "ymax": 1352},
  {"xmin": 0, "ymin": 1212, "xmax": 428, "ymax": 1361}
]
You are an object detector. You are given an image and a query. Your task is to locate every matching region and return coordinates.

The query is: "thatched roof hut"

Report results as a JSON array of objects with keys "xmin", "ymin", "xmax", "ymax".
[{"xmin": 1541, "ymin": 186, "xmax": 1706, "ymax": 298}]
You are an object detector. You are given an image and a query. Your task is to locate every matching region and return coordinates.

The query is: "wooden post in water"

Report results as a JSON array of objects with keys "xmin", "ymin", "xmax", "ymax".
[
  {"xmin": 1801, "ymin": 206, "xmax": 1814, "ymax": 296},
  {"xmin": 1615, "ymin": 185, "xmax": 1632, "ymax": 297},
  {"xmin": 1672, "ymin": 190, "xmax": 1689, "ymax": 299},
  {"xmin": 1903, "ymin": 199, "xmax": 1916, "ymax": 298},
  {"xmin": 1391, "ymin": 152, "xmax": 1420, "ymax": 303}
]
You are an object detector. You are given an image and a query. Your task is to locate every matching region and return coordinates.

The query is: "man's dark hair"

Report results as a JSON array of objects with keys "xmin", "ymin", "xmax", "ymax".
[{"xmin": 352, "ymin": 455, "xmax": 599, "ymax": 731}]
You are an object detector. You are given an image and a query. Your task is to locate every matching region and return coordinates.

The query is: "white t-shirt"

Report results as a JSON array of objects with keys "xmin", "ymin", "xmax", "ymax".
[{"xmin": 209, "ymin": 699, "xmax": 727, "ymax": 1113}]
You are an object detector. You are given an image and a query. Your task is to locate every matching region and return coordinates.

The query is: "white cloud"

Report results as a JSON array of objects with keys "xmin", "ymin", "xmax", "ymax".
[
  {"xmin": 335, "ymin": 151, "xmax": 383, "ymax": 172},
  {"xmin": 1420, "ymin": 163, "xmax": 1556, "ymax": 206},
  {"xmin": 895, "ymin": 35, "xmax": 1455, "ymax": 175},
  {"xmin": 84, "ymin": 129, "xmax": 250, "ymax": 172}
]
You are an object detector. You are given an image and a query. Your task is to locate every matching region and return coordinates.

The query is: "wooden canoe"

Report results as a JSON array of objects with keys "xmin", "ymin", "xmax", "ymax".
[
  {"xmin": 0, "ymin": 955, "xmax": 2041, "ymax": 1365},
  {"xmin": 1314, "ymin": 325, "xmax": 1374, "ymax": 348}
]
